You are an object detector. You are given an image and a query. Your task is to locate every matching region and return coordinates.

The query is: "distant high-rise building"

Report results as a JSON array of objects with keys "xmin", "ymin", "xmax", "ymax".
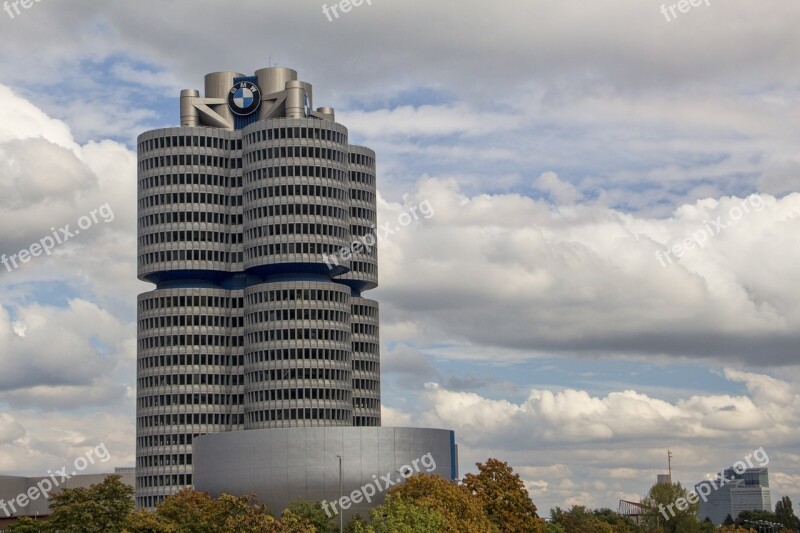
[
  {"xmin": 136, "ymin": 67, "xmax": 455, "ymax": 515},
  {"xmin": 696, "ymin": 468, "xmax": 771, "ymax": 525}
]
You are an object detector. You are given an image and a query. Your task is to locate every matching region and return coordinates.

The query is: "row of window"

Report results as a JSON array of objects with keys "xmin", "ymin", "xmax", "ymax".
[
  {"xmin": 353, "ymin": 323, "xmax": 378, "ymax": 336},
  {"xmin": 246, "ymin": 287, "xmax": 347, "ymax": 305},
  {"xmin": 246, "ymin": 368, "xmax": 350, "ymax": 383},
  {"xmin": 245, "ymin": 202, "xmax": 347, "ymax": 221},
  {"xmin": 139, "ymin": 393, "xmax": 244, "ymax": 408},
  {"xmin": 244, "ymin": 126, "xmax": 346, "ymax": 145},
  {"xmin": 352, "ymin": 341, "xmax": 380, "ymax": 355},
  {"xmin": 350, "ymin": 206, "xmax": 376, "ymax": 221},
  {"xmin": 138, "ymin": 373, "xmax": 245, "ymax": 388},
  {"xmin": 353, "ymin": 361, "xmax": 379, "ymax": 373},
  {"xmin": 139, "ymin": 172, "xmax": 242, "ymax": 191},
  {"xmin": 245, "ymin": 327, "xmax": 349, "ymax": 343},
  {"xmin": 245, "ymin": 145, "xmax": 347, "ymax": 165},
  {"xmin": 349, "ymin": 170, "xmax": 376, "ymax": 186},
  {"xmin": 244, "ymin": 183, "xmax": 347, "ymax": 202},
  {"xmin": 138, "ymin": 454, "xmax": 192, "ymax": 468},
  {"xmin": 138, "ymin": 495, "xmax": 168, "ymax": 509},
  {"xmin": 139, "ymin": 295, "xmax": 244, "ymax": 311},
  {"xmin": 244, "ymin": 348, "xmax": 349, "ymax": 364},
  {"xmin": 140, "ymin": 153, "xmax": 243, "ymax": 171},
  {"xmin": 353, "ymin": 398, "xmax": 380, "ymax": 410},
  {"xmin": 344, "ymin": 261, "xmax": 379, "ymax": 277},
  {"xmin": 352, "ymin": 304, "xmax": 379, "ymax": 319},
  {"xmin": 349, "ymin": 152, "xmax": 375, "ymax": 168},
  {"xmin": 138, "ymin": 354, "xmax": 244, "ymax": 369},
  {"xmin": 139, "ymin": 230, "xmax": 244, "ymax": 247},
  {"xmin": 139, "ymin": 133, "xmax": 241, "ymax": 152},
  {"xmin": 244, "ymin": 165, "xmax": 347, "ymax": 183},
  {"xmin": 139, "ymin": 314, "xmax": 244, "ymax": 330},
  {"xmin": 246, "ymin": 308, "xmax": 349, "ymax": 324},
  {"xmin": 138, "ymin": 433, "xmax": 200, "ymax": 448},
  {"xmin": 139, "ymin": 412, "xmax": 242, "ymax": 428},
  {"xmin": 138, "ymin": 473, "xmax": 193, "ymax": 489},
  {"xmin": 139, "ymin": 210, "xmax": 243, "ymax": 228},
  {"xmin": 244, "ymin": 222, "xmax": 347, "ymax": 240},
  {"xmin": 139, "ymin": 191, "xmax": 243, "ymax": 209},
  {"xmin": 353, "ymin": 379, "xmax": 380, "ymax": 391},
  {"xmin": 246, "ymin": 387, "xmax": 351, "ymax": 403},
  {"xmin": 244, "ymin": 242, "xmax": 345, "ymax": 260},
  {"xmin": 140, "ymin": 249, "xmax": 244, "ymax": 266},
  {"xmin": 139, "ymin": 333, "xmax": 245, "ymax": 349},
  {"xmin": 353, "ymin": 416, "xmax": 380, "ymax": 426},
  {"xmin": 247, "ymin": 407, "xmax": 351, "ymax": 423},
  {"xmin": 350, "ymin": 189, "xmax": 375, "ymax": 203}
]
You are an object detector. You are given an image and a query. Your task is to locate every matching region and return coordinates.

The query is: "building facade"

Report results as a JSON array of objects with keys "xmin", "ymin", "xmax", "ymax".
[
  {"xmin": 136, "ymin": 67, "xmax": 382, "ymax": 508},
  {"xmin": 696, "ymin": 468, "xmax": 772, "ymax": 525}
]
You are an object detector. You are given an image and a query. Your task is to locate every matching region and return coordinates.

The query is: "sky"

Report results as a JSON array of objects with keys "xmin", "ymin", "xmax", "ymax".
[{"xmin": 0, "ymin": 0, "xmax": 799, "ymax": 516}]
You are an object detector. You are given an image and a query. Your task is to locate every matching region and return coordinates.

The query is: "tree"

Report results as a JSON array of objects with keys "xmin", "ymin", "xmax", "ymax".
[
  {"xmin": 550, "ymin": 506, "xmax": 614, "ymax": 533},
  {"xmin": 274, "ymin": 507, "xmax": 317, "ymax": 532},
  {"xmin": 123, "ymin": 508, "xmax": 178, "ymax": 532},
  {"xmin": 640, "ymin": 481, "xmax": 704, "ymax": 533},
  {"xmin": 46, "ymin": 474, "xmax": 134, "ymax": 533},
  {"xmin": 735, "ymin": 509, "xmax": 779, "ymax": 526},
  {"xmin": 344, "ymin": 514, "xmax": 370, "ymax": 533},
  {"xmin": 388, "ymin": 473, "xmax": 498, "ymax": 532},
  {"xmin": 462, "ymin": 458, "xmax": 545, "ymax": 532},
  {"xmin": 776, "ymin": 496, "xmax": 800, "ymax": 531},
  {"xmin": 149, "ymin": 489, "xmax": 222, "ymax": 532},
  {"xmin": 724, "ymin": 514, "xmax": 735, "ymax": 525},
  {"xmin": 356, "ymin": 495, "xmax": 447, "ymax": 532},
  {"xmin": 592, "ymin": 507, "xmax": 645, "ymax": 532},
  {"xmin": 284, "ymin": 498, "xmax": 336, "ymax": 532},
  {"xmin": 6, "ymin": 517, "xmax": 45, "ymax": 533}
]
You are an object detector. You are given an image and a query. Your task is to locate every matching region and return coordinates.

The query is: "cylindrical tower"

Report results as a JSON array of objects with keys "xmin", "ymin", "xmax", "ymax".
[{"xmin": 136, "ymin": 68, "xmax": 381, "ymax": 509}]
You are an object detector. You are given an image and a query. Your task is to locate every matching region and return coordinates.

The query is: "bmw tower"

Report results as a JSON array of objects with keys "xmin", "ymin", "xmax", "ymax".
[{"xmin": 136, "ymin": 67, "xmax": 456, "ymax": 516}]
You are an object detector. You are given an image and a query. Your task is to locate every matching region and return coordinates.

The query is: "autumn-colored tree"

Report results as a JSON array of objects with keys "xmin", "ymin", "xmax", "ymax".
[
  {"xmin": 45, "ymin": 474, "xmax": 134, "ymax": 533},
  {"xmin": 131, "ymin": 490, "xmax": 283, "ymax": 533},
  {"xmin": 388, "ymin": 473, "xmax": 498, "ymax": 532},
  {"xmin": 462, "ymin": 458, "xmax": 545, "ymax": 532},
  {"xmin": 149, "ymin": 489, "xmax": 222, "ymax": 532}
]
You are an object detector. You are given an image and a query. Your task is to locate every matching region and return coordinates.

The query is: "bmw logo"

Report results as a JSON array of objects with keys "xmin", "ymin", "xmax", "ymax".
[{"xmin": 228, "ymin": 81, "xmax": 261, "ymax": 116}]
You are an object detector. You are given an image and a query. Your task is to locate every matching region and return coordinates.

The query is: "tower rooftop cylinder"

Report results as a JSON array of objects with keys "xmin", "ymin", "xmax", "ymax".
[{"xmin": 204, "ymin": 71, "xmax": 246, "ymax": 127}]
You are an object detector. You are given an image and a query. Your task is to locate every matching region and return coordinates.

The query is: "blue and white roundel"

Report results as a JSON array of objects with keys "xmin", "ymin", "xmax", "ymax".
[{"xmin": 228, "ymin": 81, "xmax": 261, "ymax": 116}]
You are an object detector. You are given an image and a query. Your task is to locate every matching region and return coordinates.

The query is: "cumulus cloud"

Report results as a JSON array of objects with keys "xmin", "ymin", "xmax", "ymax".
[
  {"xmin": 376, "ymin": 179, "xmax": 800, "ymax": 365},
  {"xmin": 400, "ymin": 370, "xmax": 800, "ymax": 510}
]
